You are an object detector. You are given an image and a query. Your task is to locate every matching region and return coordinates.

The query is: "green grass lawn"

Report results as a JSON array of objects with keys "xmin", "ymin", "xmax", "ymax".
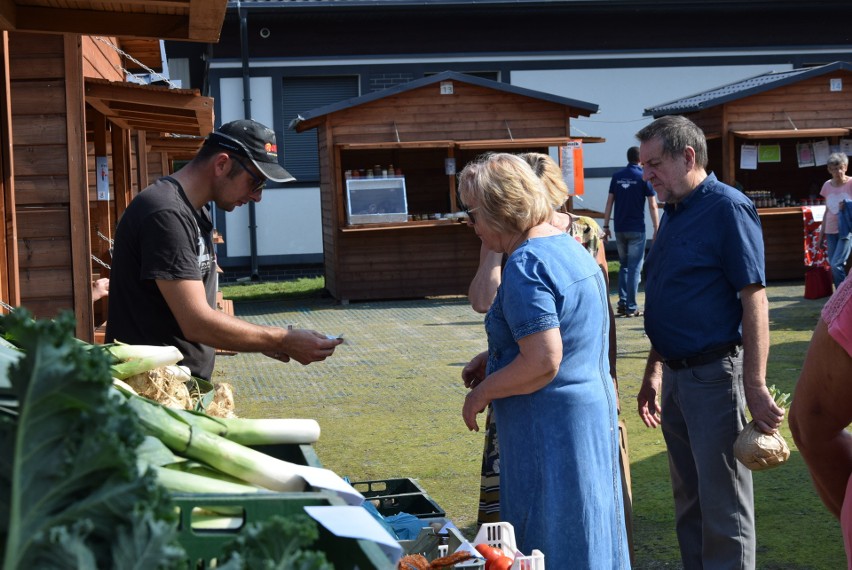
[{"xmin": 219, "ymin": 274, "xmax": 845, "ymax": 569}]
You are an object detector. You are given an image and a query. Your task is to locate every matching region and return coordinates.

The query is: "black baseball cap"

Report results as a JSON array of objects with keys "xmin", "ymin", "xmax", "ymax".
[{"xmin": 205, "ymin": 119, "xmax": 295, "ymax": 183}]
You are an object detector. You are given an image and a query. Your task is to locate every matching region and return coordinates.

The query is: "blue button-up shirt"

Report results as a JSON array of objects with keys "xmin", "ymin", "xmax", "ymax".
[{"xmin": 644, "ymin": 173, "xmax": 765, "ymax": 360}]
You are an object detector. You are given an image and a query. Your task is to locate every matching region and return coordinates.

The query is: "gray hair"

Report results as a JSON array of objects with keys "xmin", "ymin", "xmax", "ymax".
[
  {"xmin": 827, "ymin": 152, "xmax": 849, "ymax": 167},
  {"xmin": 636, "ymin": 115, "xmax": 708, "ymax": 169}
]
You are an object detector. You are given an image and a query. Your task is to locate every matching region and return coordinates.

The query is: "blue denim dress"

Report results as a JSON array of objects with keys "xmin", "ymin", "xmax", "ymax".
[{"xmin": 486, "ymin": 233, "xmax": 629, "ymax": 569}]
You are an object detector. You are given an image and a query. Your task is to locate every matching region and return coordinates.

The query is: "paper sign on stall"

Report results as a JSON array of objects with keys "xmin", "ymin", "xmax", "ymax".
[
  {"xmin": 797, "ymin": 143, "xmax": 815, "ymax": 168},
  {"xmin": 758, "ymin": 144, "xmax": 781, "ymax": 163},
  {"xmin": 813, "ymin": 140, "xmax": 831, "ymax": 166},
  {"xmin": 561, "ymin": 141, "xmax": 584, "ymax": 196},
  {"xmin": 740, "ymin": 145, "xmax": 758, "ymax": 170}
]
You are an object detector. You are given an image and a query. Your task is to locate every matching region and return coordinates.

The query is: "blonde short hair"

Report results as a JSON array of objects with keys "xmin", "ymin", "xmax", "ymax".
[
  {"xmin": 519, "ymin": 152, "xmax": 569, "ymax": 210},
  {"xmin": 458, "ymin": 153, "xmax": 552, "ymax": 234}
]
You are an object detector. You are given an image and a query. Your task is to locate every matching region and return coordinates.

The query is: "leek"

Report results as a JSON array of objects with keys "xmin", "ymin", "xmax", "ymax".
[
  {"xmin": 172, "ymin": 408, "xmax": 321, "ymax": 445},
  {"xmin": 104, "ymin": 342, "xmax": 183, "ymax": 380},
  {"xmin": 122, "ymin": 390, "xmax": 307, "ymax": 493},
  {"xmin": 153, "ymin": 465, "xmax": 264, "ymax": 495}
]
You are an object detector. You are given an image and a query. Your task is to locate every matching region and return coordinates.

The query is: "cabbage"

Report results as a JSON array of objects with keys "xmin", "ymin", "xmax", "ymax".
[
  {"xmin": 734, "ymin": 421, "xmax": 791, "ymax": 471},
  {"xmin": 0, "ymin": 309, "xmax": 184, "ymax": 569}
]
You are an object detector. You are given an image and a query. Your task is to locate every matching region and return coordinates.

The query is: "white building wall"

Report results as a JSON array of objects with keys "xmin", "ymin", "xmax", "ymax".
[{"xmin": 217, "ymin": 76, "xmax": 325, "ymax": 259}]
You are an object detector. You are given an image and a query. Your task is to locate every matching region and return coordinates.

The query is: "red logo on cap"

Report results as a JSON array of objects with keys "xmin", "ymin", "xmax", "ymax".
[{"xmin": 265, "ymin": 142, "xmax": 277, "ymax": 153}]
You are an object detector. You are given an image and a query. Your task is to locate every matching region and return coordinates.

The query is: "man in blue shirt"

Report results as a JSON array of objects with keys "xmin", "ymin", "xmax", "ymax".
[
  {"xmin": 603, "ymin": 147, "xmax": 659, "ymax": 317},
  {"xmin": 635, "ymin": 115, "xmax": 785, "ymax": 569}
]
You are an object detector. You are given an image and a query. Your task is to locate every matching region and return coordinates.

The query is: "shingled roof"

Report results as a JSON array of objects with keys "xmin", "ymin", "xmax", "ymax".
[{"xmin": 645, "ymin": 61, "xmax": 852, "ymax": 117}]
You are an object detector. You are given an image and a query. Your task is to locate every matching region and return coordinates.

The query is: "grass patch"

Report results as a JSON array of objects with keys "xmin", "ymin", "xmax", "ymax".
[{"xmin": 220, "ymin": 276, "xmax": 325, "ymax": 302}]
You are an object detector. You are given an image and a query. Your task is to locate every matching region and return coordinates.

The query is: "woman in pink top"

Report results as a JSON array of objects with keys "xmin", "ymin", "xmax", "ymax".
[
  {"xmin": 790, "ymin": 276, "xmax": 852, "ymax": 568},
  {"xmin": 819, "ymin": 152, "xmax": 852, "ymax": 288}
]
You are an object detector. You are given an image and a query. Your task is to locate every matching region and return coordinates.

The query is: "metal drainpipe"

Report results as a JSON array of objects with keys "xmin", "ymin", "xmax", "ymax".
[{"xmin": 238, "ymin": 2, "xmax": 260, "ymax": 280}]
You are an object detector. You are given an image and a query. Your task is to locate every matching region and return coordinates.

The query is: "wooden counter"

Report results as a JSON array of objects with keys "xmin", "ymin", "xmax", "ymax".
[{"xmin": 758, "ymin": 207, "xmax": 806, "ymax": 281}]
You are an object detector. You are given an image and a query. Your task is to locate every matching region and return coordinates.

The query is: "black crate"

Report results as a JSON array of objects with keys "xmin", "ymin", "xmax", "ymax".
[{"xmin": 353, "ymin": 478, "xmax": 446, "ymax": 519}]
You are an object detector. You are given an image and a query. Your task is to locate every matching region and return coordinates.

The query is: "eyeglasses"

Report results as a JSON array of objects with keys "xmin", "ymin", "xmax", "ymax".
[
  {"xmin": 465, "ymin": 208, "xmax": 478, "ymax": 224},
  {"xmin": 230, "ymin": 155, "xmax": 266, "ymax": 194}
]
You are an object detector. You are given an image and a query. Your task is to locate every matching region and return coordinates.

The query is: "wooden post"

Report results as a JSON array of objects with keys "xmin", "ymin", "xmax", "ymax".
[
  {"xmin": 65, "ymin": 34, "xmax": 93, "ymax": 341},
  {"xmin": 0, "ymin": 32, "xmax": 18, "ymax": 309}
]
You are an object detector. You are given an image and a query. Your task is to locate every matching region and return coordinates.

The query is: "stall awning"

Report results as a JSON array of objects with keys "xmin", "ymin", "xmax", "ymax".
[
  {"xmin": 85, "ymin": 78, "xmax": 214, "ymax": 138},
  {"xmin": 732, "ymin": 128, "xmax": 851, "ymax": 140},
  {"xmin": 0, "ymin": 0, "xmax": 226, "ymax": 43},
  {"xmin": 457, "ymin": 137, "xmax": 604, "ymax": 149},
  {"xmin": 146, "ymin": 134, "xmax": 206, "ymax": 159}
]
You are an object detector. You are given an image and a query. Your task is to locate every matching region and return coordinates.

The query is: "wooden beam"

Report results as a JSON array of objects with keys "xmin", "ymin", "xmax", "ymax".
[
  {"xmin": 65, "ymin": 34, "xmax": 94, "ymax": 342},
  {"xmin": 732, "ymin": 128, "xmax": 851, "ymax": 139},
  {"xmin": 0, "ymin": 31, "xmax": 18, "ymax": 309},
  {"xmin": 12, "ymin": 8, "xmax": 205, "ymax": 43},
  {"xmin": 189, "ymin": 0, "xmax": 226, "ymax": 44},
  {"xmin": 0, "ymin": 0, "xmax": 15, "ymax": 33},
  {"xmin": 112, "ymin": 125, "xmax": 131, "ymax": 219},
  {"xmin": 136, "ymin": 130, "xmax": 149, "ymax": 193}
]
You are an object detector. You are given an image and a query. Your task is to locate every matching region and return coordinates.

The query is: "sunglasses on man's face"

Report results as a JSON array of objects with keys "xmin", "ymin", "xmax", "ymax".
[{"xmin": 230, "ymin": 155, "xmax": 266, "ymax": 194}]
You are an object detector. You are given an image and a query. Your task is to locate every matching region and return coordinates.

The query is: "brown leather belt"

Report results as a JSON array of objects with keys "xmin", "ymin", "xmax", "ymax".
[{"xmin": 664, "ymin": 343, "xmax": 741, "ymax": 370}]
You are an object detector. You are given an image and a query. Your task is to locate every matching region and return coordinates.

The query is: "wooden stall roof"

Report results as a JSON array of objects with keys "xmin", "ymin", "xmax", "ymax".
[
  {"xmin": 289, "ymin": 70, "xmax": 599, "ymax": 133},
  {"xmin": 0, "ymin": 0, "xmax": 227, "ymax": 43},
  {"xmin": 644, "ymin": 61, "xmax": 852, "ymax": 117},
  {"xmin": 85, "ymin": 78, "xmax": 214, "ymax": 138}
]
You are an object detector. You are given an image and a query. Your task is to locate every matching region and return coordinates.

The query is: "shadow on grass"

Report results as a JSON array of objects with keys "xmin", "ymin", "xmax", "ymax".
[{"xmin": 628, "ymin": 446, "xmax": 845, "ymax": 569}]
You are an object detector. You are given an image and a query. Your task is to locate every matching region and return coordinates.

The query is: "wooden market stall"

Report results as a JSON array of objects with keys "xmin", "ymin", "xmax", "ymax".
[
  {"xmin": 290, "ymin": 71, "xmax": 602, "ymax": 302},
  {"xmin": 0, "ymin": 1, "xmax": 224, "ymax": 340},
  {"xmin": 645, "ymin": 61, "xmax": 852, "ymax": 280}
]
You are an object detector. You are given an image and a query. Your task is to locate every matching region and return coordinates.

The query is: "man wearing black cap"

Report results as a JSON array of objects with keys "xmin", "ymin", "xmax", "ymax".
[{"xmin": 106, "ymin": 119, "xmax": 342, "ymax": 380}]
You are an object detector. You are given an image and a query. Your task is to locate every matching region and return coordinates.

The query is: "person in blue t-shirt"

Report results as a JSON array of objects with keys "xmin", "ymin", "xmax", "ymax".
[
  {"xmin": 635, "ymin": 115, "xmax": 785, "ymax": 570},
  {"xmin": 603, "ymin": 146, "xmax": 659, "ymax": 317}
]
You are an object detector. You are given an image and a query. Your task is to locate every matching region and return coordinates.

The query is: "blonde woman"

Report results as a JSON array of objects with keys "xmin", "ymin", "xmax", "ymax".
[{"xmin": 459, "ymin": 153, "xmax": 629, "ymax": 569}]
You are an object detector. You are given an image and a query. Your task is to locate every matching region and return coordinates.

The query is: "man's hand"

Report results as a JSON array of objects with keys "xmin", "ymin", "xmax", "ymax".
[
  {"xmin": 270, "ymin": 328, "xmax": 344, "ymax": 365},
  {"xmin": 638, "ymin": 350, "xmax": 664, "ymax": 428},
  {"xmin": 745, "ymin": 384, "xmax": 785, "ymax": 434},
  {"xmin": 637, "ymin": 376, "xmax": 662, "ymax": 428}
]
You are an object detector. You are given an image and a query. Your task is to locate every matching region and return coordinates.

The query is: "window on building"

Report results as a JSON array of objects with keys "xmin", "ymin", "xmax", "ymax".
[{"xmin": 282, "ymin": 76, "xmax": 360, "ymax": 182}]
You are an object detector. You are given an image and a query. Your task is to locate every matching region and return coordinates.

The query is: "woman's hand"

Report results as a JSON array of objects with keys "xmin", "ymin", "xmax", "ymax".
[
  {"xmin": 463, "ymin": 386, "xmax": 490, "ymax": 431},
  {"xmin": 462, "ymin": 351, "xmax": 488, "ymax": 389}
]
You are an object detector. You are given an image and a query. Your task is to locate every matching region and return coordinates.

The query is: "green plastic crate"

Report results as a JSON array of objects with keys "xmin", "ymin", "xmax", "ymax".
[
  {"xmin": 174, "ymin": 444, "xmax": 392, "ymax": 568},
  {"xmin": 353, "ymin": 478, "xmax": 446, "ymax": 519},
  {"xmin": 174, "ymin": 491, "xmax": 392, "ymax": 569}
]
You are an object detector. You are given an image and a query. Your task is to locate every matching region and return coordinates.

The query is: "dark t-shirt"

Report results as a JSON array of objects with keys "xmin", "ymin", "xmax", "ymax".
[
  {"xmin": 608, "ymin": 163, "xmax": 656, "ymax": 233},
  {"xmin": 106, "ymin": 176, "xmax": 217, "ymax": 379}
]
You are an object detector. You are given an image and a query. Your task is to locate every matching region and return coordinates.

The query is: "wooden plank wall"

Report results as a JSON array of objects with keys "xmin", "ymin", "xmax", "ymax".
[
  {"xmin": 723, "ymin": 72, "xmax": 852, "ymax": 131},
  {"xmin": 9, "ymin": 33, "xmax": 76, "ymax": 318},
  {"xmin": 329, "ymin": 82, "xmax": 571, "ymax": 145},
  {"xmin": 759, "ymin": 210, "xmax": 807, "ymax": 281},
  {"xmin": 334, "ymin": 224, "xmax": 482, "ymax": 301},
  {"xmin": 81, "ymin": 36, "xmax": 123, "ymax": 81}
]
